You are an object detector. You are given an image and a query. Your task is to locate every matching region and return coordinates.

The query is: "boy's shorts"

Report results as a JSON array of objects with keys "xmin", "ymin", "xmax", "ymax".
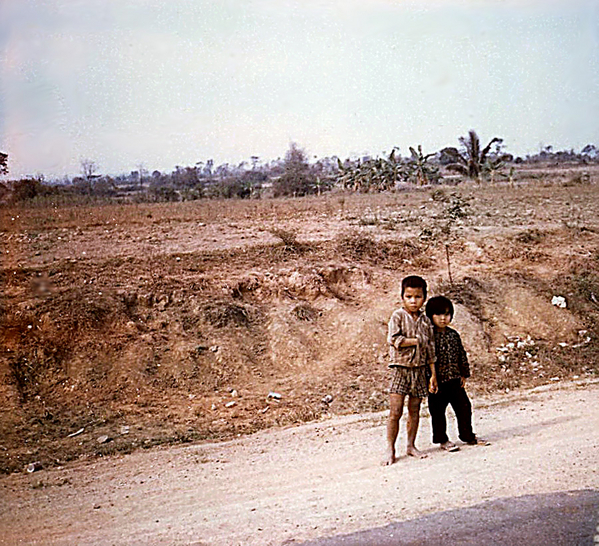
[{"xmin": 389, "ymin": 365, "xmax": 429, "ymax": 398}]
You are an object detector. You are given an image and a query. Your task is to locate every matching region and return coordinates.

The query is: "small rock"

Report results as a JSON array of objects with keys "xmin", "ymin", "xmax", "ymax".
[
  {"xmin": 97, "ymin": 435, "xmax": 111, "ymax": 444},
  {"xmin": 550, "ymin": 377, "xmax": 560, "ymax": 381},
  {"xmin": 551, "ymin": 296, "xmax": 567, "ymax": 308},
  {"xmin": 267, "ymin": 392, "xmax": 282, "ymax": 400},
  {"xmin": 322, "ymin": 394, "xmax": 334, "ymax": 404},
  {"xmin": 67, "ymin": 427, "xmax": 85, "ymax": 438},
  {"xmin": 259, "ymin": 406, "xmax": 269, "ymax": 414},
  {"xmin": 225, "ymin": 401, "xmax": 237, "ymax": 408},
  {"xmin": 26, "ymin": 461, "xmax": 43, "ymax": 473},
  {"xmin": 120, "ymin": 426, "xmax": 130, "ymax": 435},
  {"xmin": 210, "ymin": 345, "xmax": 219, "ymax": 352},
  {"xmin": 211, "ymin": 403, "xmax": 217, "ymax": 410},
  {"xmin": 230, "ymin": 389, "xmax": 238, "ymax": 398}
]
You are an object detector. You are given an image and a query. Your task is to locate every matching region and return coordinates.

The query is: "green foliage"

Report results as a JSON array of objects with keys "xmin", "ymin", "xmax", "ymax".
[
  {"xmin": 273, "ymin": 143, "xmax": 317, "ymax": 197},
  {"xmin": 206, "ymin": 178, "xmax": 254, "ymax": 199},
  {"xmin": 336, "ymin": 149, "xmax": 403, "ymax": 192},
  {"xmin": 337, "ymin": 146, "xmax": 441, "ymax": 191},
  {"xmin": 446, "ymin": 130, "xmax": 505, "ymax": 181},
  {"xmin": 0, "ymin": 152, "xmax": 8, "ymax": 176},
  {"xmin": 444, "ymin": 192, "xmax": 471, "ymax": 220},
  {"xmin": 11, "ymin": 178, "xmax": 59, "ymax": 202},
  {"xmin": 406, "ymin": 145, "xmax": 441, "ymax": 185},
  {"xmin": 148, "ymin": 185, "xmax": 179, "ymax": 202}
]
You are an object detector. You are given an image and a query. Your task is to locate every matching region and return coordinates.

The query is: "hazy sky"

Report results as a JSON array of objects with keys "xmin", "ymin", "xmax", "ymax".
[{"xmin": 1, "ymin": 0, "xmax": 598, "ymax": 178}]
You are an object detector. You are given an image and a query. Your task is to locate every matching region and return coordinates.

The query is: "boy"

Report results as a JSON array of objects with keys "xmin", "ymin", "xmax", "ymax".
[
  {"xmin": 425, "ymin": 295, "xmax": 487, "ymax": 451},
  {"xmin": 384, "ymin": 275, "xmax": 437, "ymax": 465}
]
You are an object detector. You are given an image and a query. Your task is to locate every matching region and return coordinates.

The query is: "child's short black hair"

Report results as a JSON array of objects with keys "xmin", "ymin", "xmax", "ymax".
[
  {"xmin": 425, "ymin": 295, "xmax": 454, "ymax": 320},
  {"xmin": 401, "ymin": 275, "xmax": 427, "ymax": 299}
]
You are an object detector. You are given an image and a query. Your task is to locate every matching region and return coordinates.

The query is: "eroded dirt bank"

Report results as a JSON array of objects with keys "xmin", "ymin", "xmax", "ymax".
[{"xmin": 1, "ymin": 183, "xmax": 599, "ymax": 474}]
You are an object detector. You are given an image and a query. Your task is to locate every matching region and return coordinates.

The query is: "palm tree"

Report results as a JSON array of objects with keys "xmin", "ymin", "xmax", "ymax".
[{"xmin": 447, "ymin": 130, "xmax": 502, "ymax": 182}]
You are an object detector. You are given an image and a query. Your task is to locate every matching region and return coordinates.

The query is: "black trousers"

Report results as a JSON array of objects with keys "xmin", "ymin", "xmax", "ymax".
[{"xmin": 428, "ymin": 378, "xmax": 476, "ymax": 444}]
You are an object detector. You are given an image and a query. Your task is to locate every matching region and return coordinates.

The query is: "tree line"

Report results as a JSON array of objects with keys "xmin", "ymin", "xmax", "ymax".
[{"xmin": 1, "ymin": 132, "xmax": 598, "ymax": 204}]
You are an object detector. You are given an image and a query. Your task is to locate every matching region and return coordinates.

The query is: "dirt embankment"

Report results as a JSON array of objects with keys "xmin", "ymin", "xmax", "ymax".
[{"xmin": 1, "ymin": 181, "xmax": 599, "ymax": 475}]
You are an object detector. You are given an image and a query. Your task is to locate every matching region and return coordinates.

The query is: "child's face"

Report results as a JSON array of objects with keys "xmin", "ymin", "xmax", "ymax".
[
  {"xmin": 431, "ymin": 312, "xmax": 452, "ymax": 330},
  {"xmin": 402, "ymin": 287, "xmax": 425, "ymax": 314}
]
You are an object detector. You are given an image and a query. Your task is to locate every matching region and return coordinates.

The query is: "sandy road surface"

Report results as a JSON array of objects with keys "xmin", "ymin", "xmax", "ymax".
[{"xmin": 1, "ymin": 381, "xmax": 598, "ymax": 546}]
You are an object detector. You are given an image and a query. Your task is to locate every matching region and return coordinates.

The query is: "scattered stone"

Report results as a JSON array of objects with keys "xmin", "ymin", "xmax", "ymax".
[
  {"xmin": 26, "ymin": 462, "xmax": 43, "ymax": 473},
  {"xmin": 67, "ymin": 427, "xmax": 85, "ymax": 438},
  {"xmin": 551, "ymin": 295, "xmax": 567, "ymax": 308}
]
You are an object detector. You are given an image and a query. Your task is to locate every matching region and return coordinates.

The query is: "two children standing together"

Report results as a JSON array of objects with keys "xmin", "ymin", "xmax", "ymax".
[{"xmin": 385, "ymin": 275, "xmax": 486, "ymax": 465}]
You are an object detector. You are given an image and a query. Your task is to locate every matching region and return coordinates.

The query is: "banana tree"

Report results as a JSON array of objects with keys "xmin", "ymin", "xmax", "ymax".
[
  {"xmin": 406, "ymin": 145, "xmax": 440, "ymax": 185},
  {"xmin": 447, "ymin": 130, "xmax": 503, "ymax": 182},
  {"xmin": 337, "ymin": 148, "xmax": 404, "ymax": 192}
]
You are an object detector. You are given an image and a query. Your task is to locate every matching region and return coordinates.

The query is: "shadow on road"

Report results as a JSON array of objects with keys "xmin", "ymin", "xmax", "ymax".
[
  {"xmin": 487, "ymin": 415, "xmax": 578, "ymax": 443},
  {"xmin": 297, "ymin": 489, "xmax": 599, "ymax": 546}
]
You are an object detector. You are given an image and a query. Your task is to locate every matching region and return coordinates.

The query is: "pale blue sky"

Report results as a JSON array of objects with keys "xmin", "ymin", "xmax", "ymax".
[{"xmin": 1, "ymin": 0, "xmax": 598, "ymax": 178}]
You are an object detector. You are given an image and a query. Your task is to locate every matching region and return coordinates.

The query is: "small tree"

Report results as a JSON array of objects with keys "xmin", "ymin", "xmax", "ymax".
[
  {"xmin": 136, "ymin": 163, "xmax": 148, "ymax": 188},
  {"xmin": 273, "ymin": 143, "xmax": 316, "ymax": 197},
  {"xmin": 78, "ymin": 158, "xmax": 99, "ymax": 194},
  {"xmin": 80, "ymin": 158, "xmax": 98, "ymax": 180}
]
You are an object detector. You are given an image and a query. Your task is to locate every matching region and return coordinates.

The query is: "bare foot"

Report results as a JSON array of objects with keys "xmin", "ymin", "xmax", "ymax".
[
  {"xmin": 406, "ymin": 446, "xmax": 427, "ymax": 459},
  {"xmin": 382, "ymin": 446, "xmax": 397, "ymax": 466}
]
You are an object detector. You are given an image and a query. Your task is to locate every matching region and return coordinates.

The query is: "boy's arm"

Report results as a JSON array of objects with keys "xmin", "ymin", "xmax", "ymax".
[{"xmin": 387, "ymin": 312, "xmax": 418, "ymax": 348}]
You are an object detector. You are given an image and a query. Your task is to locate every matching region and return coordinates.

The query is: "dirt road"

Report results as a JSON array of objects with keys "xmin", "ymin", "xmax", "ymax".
[{"xmin": 1, "ymin": 380, "xmax": 598, "ymax": 546}]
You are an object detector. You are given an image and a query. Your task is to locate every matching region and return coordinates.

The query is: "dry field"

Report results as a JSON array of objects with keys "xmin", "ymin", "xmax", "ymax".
[{"xmin": 1, "ymin": 170, "xmax": 599, "ymax": 475}]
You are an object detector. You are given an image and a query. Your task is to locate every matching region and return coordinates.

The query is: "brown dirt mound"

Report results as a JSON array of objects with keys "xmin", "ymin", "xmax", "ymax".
[{"xmin": 1, "ymin": 181, "xmax": 599, "ymax": 474}]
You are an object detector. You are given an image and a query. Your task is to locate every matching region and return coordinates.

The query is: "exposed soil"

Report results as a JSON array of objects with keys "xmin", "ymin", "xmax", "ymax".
[
  {"xmin": 1, "ymin": 380, "xmax": 598, "ymax": 545},
  {"xmin": 1, "ymin": 173, "xmax": 599, "ymax": 480}
]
